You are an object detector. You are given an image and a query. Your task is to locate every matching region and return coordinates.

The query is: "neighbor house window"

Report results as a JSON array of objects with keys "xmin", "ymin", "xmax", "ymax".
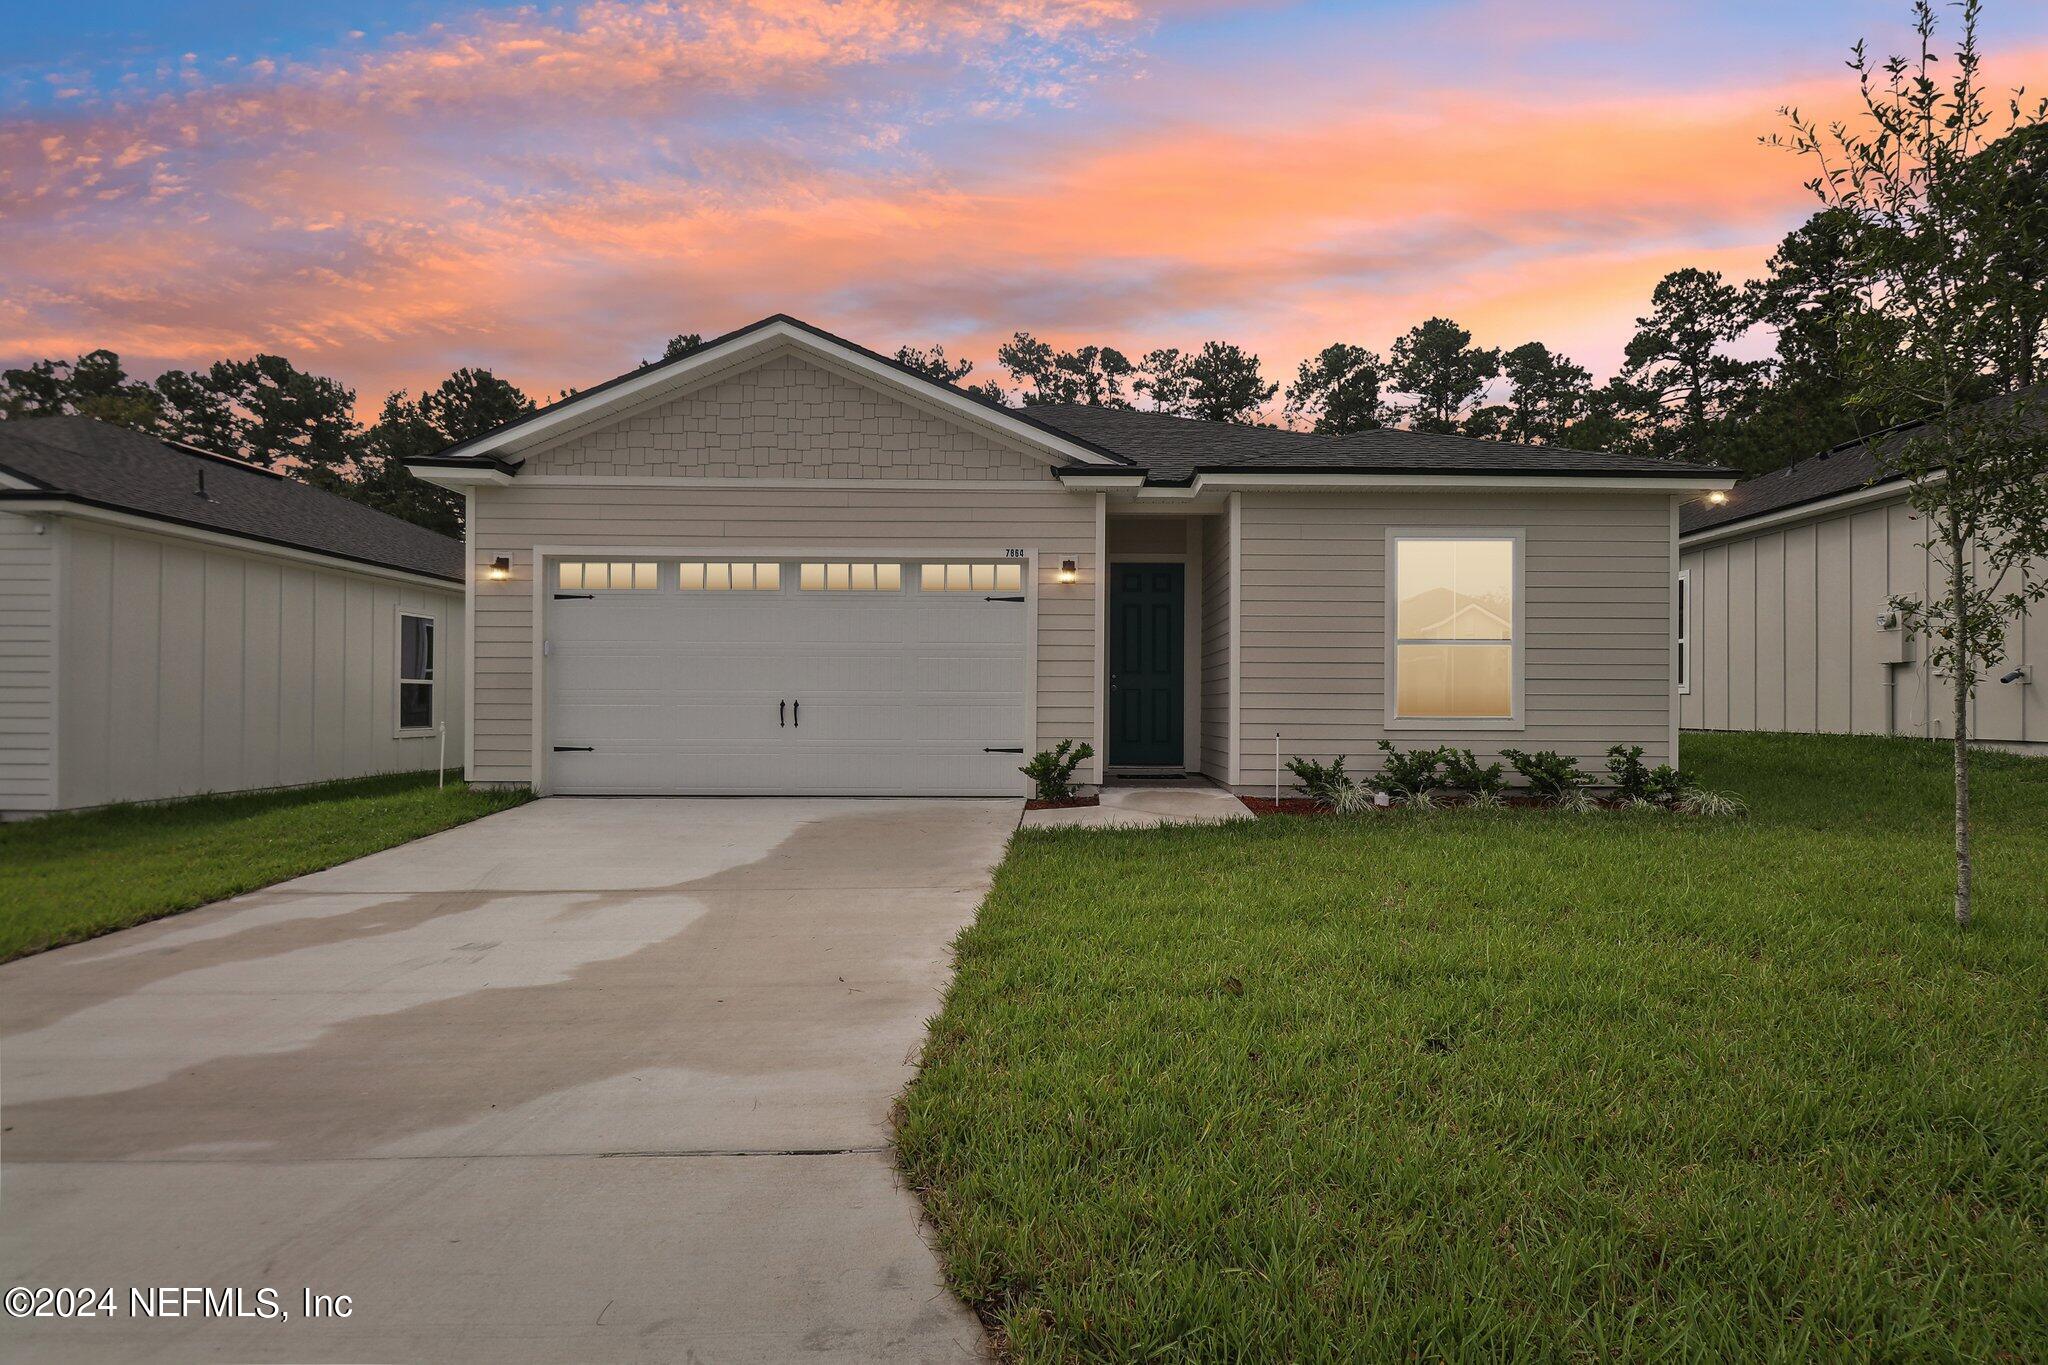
[
  {"xmin": 798, "ymin": 562, "xmax": 902, "ymax": 591},
  {"xmin": 1388, "ymin": 534, "xmax": 1519, "ymax": 724},
  {"xmin": 921, "ymin": 563, "xmax": 1024, "ymax": 593},
  {"xmin": 1676, "ymin": 569, "xmax": 1691, "ymax": 694},
  {"xmin": 398, "ymin": 612, "xmax": 435, "ymax": 732},
  {"xmin": 559, "ymin": 561, "xmax": 657, "ymax": 590},
  {"xmin": 678, "ymin": 562, "xmax": 781, "ymax": 591}
]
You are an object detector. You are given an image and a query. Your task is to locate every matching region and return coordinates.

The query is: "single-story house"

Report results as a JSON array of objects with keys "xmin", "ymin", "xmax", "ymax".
[
  {"xmin": 0, "ymin": 417, "xmax": 467, "ymax": 817},
  {"xmin": 407, "ymin": 315, "xmax": 1734, "ymax": 798},
  {"xmin": 1679, "ymin": 393, "xmax": 2046, "ymax": 753}
]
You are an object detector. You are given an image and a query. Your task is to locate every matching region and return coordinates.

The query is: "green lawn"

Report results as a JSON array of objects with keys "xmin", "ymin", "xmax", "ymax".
[
  {"xmin": 898, "ymin": 733, "xmax": 2048, "ymax": 1361},
  {"xmin": 0, "ymin": 771, "xmax": 531, "ymax": 962}
]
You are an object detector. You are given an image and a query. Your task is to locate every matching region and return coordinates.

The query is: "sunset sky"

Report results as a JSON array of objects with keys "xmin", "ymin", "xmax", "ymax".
[{"xmin": 6, "ymin": 0, "xmax": 2046, "ymax": 413}]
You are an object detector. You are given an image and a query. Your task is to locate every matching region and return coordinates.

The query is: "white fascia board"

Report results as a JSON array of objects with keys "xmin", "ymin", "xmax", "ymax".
[
  {"xmin": 407, "ymin": 465, "xmax": 516, "ymax": 491},
  {"xmin": 5, "ymin": 498, "xmax": 463, "ymax": 591},
  {"xmin": 448, "ymin": 319, "xmax": 1124, "ymax": 468},
  {"xmin": 1680, "ymin": 475, "xmax": 1921, "ymax": 548},
  {"xmin": 1187, "ymin": 471, "xmax": 1740, "ymax": 494}
]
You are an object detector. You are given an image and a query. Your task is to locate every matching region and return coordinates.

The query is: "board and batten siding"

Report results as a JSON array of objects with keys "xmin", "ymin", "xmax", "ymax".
[
  {"xmin": 1233, "ymin": 490, "xmax": 1678, "ymax": 794},
  {"xmin": 0, "ymin": 509, "xmax": 57, "ymax": 812},
  {"xmin": 1200, "ymin": 508, "xmax": 1233, "ymax": 782},
  {"xmin": 467, "ymin": 483, "xmax": 1098, "ymax": 788},
  {"xmin": 1680, "ymin": 493, "xmax": 2047, "ymax": 747},
  {"xmin": 52, "ymin": 520, "xmax": 466, "ymax": 810}
]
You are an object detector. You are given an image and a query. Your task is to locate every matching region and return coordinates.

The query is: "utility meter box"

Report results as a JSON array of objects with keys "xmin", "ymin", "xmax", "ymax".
[{"xmin": 1876, "ymin": 611, "xmax": 1912, "ymax": 664}]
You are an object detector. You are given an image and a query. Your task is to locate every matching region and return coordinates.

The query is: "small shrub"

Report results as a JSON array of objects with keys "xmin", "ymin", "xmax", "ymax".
[
  {"xmin": 1286, "ymin": 755, "xmax": 1362, "ymax": 811},
  {"xmin": 1677, "ymin": 786, "xmax": 1749, "ymax": 817},
  {"xmin": 1373, "ymin": 740, "xmax": 1446, "ymax": 798},
  {"xmin": 1645, "ymin": 764, "xmax": 1690, "ymax": 804},
  {"xmin": 1501, "ymin": 747, "xmax": 1590, "ymax": 800},
  {"xmin": 1439, "ymin": 748, "xmax": 1506, "ymax": 798},
  {"xmin": 1606, "ymin": 744, "xmax": 1654, "ymax": 801},
  {"xmin": 1020, "ymin": 740, "xmax": 1094, "ymax": 802}
]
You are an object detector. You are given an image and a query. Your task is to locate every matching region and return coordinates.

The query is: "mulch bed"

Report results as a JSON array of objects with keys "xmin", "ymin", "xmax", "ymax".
[
  {"xmin": 1024, "ymin": 795, "xmax": 1101, "ymax": 811},
  {"xmin": 1241, "ymin": 793, "xmax": 1638, "ymax": 817}
]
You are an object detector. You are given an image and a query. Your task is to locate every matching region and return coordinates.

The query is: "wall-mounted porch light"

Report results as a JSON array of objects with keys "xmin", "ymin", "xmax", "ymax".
[
  {"xmin": 486, "ymin": 555, "xmax": 512, "ymax": 581},
  {"xmin": 1706, "ymin": 491, "xmax": 1729, "ymax": 505},
  {"xmin": 1057, "ymin": 559, "xmax": 1078, "ymax": 584}
]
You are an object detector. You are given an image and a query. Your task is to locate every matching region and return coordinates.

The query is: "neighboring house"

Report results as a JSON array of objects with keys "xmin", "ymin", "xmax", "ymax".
[
  {"xmin": 0, "ymin": 418, "xmax": 467, "ymax": 817},
  {"xmin": 407, "ymin": 315, "xmax": 1731, "ymax": 798},
  {"xmin": 1679, "ymin": 393, "xmax": 2046, "ymax": 753}
]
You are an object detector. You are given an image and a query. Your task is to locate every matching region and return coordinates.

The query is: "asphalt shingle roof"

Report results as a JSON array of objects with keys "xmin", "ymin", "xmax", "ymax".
[
  {"xmin": 1021, "ymin": 404, "xmax": 1724, "ymax": 482},
  {"xmin": 0, "ymin": 417, "xmax": 463, "ymax": 582},
  {"xmin": 1678, "ymin": 385, "xmax": 2046, "ymax": 536}
]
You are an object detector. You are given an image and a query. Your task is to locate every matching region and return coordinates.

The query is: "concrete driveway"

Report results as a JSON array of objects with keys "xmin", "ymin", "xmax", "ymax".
[{"xmin": 0, "ymin": 798, "xmax": 1012, "ymax": 1363}]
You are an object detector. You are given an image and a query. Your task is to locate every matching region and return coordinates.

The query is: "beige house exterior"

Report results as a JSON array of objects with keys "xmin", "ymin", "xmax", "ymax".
[
  {"xmin": 0, "ymin": 420, "xmax": 467, "ymax": 817},
  {"xmin": 1680, "ymin": 475, "xmax": 2046, "ymax": 753},
  {"xmin": 412, "ymin": 316, "xmax": 1731, "ymax": 797}
]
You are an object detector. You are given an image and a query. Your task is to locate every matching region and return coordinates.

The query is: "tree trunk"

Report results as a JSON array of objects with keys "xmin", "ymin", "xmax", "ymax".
[{"xmin": 1950, "ymin": 531, "xmax": 1973, "ymax": 928}]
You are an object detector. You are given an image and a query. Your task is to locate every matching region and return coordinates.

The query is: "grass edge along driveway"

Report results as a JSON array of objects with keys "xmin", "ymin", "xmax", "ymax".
[
  {"xmin": 897, "ymin": 733, "xmax": 2048, "ymax": 1361},
  {"xmin": 0, "ymin": 770, "xmax": 531, "ymax": 962}
]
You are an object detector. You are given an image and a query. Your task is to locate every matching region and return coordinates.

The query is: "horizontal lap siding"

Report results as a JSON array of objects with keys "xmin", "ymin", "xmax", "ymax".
[
  {"xmin": 0, "ymin": 510, "xmax": 56, "ymax": 811},
  {"xmin": 1680, "ymin": 494, "xmax": 2045, "ymax": 746},
  {"xmin": 469, "ymin": 484, "xmax": 1097, "ymax": 786},
  {"xmin": 1200, "ymin": 511, "xmax": 1232, "ymax": 782},
  {"xmin": 1236, "ymin": 491, "xmax": 1676, "ymax": 793},
  {"xmin": 55, "ymin": 522, "xmax": 465, "ymax": 809}
]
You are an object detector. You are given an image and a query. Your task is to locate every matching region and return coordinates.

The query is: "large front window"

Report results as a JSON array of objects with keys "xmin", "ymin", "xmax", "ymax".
[{"xmin": 1389, "ymin": 535, "xmax": 1518, "ymax": 723}]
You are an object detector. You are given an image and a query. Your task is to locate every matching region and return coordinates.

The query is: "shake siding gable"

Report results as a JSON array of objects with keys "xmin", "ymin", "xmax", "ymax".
[
  {"xmin": 519, "ymin": 350, "xmax": 1058, "ymax": 482},
  {"xmin": 1234, "ymin": 490, "xmax": 1676, "ymax": 793}
]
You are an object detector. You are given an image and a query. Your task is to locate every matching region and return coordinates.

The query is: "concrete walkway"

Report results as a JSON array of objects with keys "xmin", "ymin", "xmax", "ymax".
[
  {"xmin": 1019, "ymin": 782, "xmax": 1254, "ymax": 830},
  {"xmin": 0, "ymin": 798, "xmax": 1006, "ymax": 1363}
]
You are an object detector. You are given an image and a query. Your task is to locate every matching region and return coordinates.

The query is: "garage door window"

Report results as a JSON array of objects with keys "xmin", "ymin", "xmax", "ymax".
[
  {"xmin": 560, "ymin": 561, "xmax": 657, "ymax": 590},
  {"xmin": 922, "ymin": 563, "xmax": 1023, "ymax": 593},
  {"xmin": 798, "ymin": 562, "xmax": 902, "ymax": 591},
  {"xmin": 679, "ymin": 562, "xmax": 781, "ymax": 591}
]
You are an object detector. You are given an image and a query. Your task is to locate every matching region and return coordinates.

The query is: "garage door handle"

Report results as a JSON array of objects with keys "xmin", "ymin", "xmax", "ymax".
[
  {"xmin": 553, "ymin": 593, "xmax": 594, "ymax": 600},
  {"xmin": 779, "ymin": 700, "xmax": 786, "ymax": 727},
  {"xmin": 553, "ymin": 745, "xmax": 594, "ymax": 752},
  {"xmin": 983, "ymin": 746, "xmax": 1023, "ymax": 753},
  {"xmin": 984, "ymin": 595, "xmax": 1026, "ymax": 602},
  {"xmin": 793, "ymin": 700, "xmax": 800, "ymax": 727}
]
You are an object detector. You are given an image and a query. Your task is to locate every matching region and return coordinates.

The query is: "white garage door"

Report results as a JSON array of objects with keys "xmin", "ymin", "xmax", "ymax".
[{"xmin": 543, "ymin": 558, "xmax": 1031, "ymax": 796}]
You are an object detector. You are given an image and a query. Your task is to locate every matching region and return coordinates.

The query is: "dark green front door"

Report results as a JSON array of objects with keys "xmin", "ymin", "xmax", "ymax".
[{"xmin": 1109, "ymin": 562, "xmax": 1184, "ymax": 767}]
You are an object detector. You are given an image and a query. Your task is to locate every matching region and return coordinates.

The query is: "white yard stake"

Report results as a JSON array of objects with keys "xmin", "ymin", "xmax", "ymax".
[
  {"xmin": 1274, "ymin": 732, "xmax": 1281, "ymax": 804},
  {"xmin": 438, "ymin": 722, "xmax": 447, "ymax": 789}
]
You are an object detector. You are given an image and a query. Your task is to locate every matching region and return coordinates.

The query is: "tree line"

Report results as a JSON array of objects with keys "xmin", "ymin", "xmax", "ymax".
[{"xmin": 2, "ymin": 122, "xmax": 2038, "ymax": 537}]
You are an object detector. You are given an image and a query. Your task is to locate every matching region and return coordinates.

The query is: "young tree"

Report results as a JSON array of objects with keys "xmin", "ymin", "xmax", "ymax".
[
  {"xmin": 1772, "ymin": 0, "xmax": 2048, "ymax": 925},
  {"xmin": 1389, "ymin": 318, "xmax": 1500, "ymax": 432},
  {"xmin": 1498, "ymin": 341, "xmax": 1594, "ymax": 445},
  {"xmin": 1616, "ymin": 268, "xmax": 1768, "ymax": 463},
  {"xmin": 1134, "ymin": 347, "xmax": 1192, "ymax": 413},
  {"xmin": 1284, "ymin": 343, "xmax": 1389, "ymax": 432},
  {"xmin": 1183, "ymin": 341, "xmax": 1277, "ymax": 424}
]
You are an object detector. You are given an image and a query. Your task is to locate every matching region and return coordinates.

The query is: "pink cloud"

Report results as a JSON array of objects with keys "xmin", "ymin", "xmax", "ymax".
[{"xmin": 3, "ymin": 1, "xmax": 2043, "ymax": 415}]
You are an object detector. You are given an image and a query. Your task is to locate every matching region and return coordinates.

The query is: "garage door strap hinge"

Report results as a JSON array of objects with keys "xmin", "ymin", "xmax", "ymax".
[
  {"xmin": 983, "ymin": 746, "xmax": 1024, "ymax": 753},
  {"xmin": 553, "ymin": 592, "xmax": 594, "ymax": 600},
  {"xmin": 983, "ymin": 595, "xmax": 1026, "ymax": 602},
  {"xmin": 553, "ymin": 745, "xmax": 595, "ymax": 752}
]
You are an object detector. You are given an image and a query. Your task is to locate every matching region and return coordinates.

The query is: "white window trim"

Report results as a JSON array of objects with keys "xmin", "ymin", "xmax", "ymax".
[
  {"xmin": 1383, "ymin": 527, "xmax": 1525, "ymax": 732},
  {"xmin": 395, "ymin": 608, "xmax": 438, "ymax": 738},
  {"xmin": 1676, "ymin": 568, "xmax": 1692, "ymax": 695}
]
